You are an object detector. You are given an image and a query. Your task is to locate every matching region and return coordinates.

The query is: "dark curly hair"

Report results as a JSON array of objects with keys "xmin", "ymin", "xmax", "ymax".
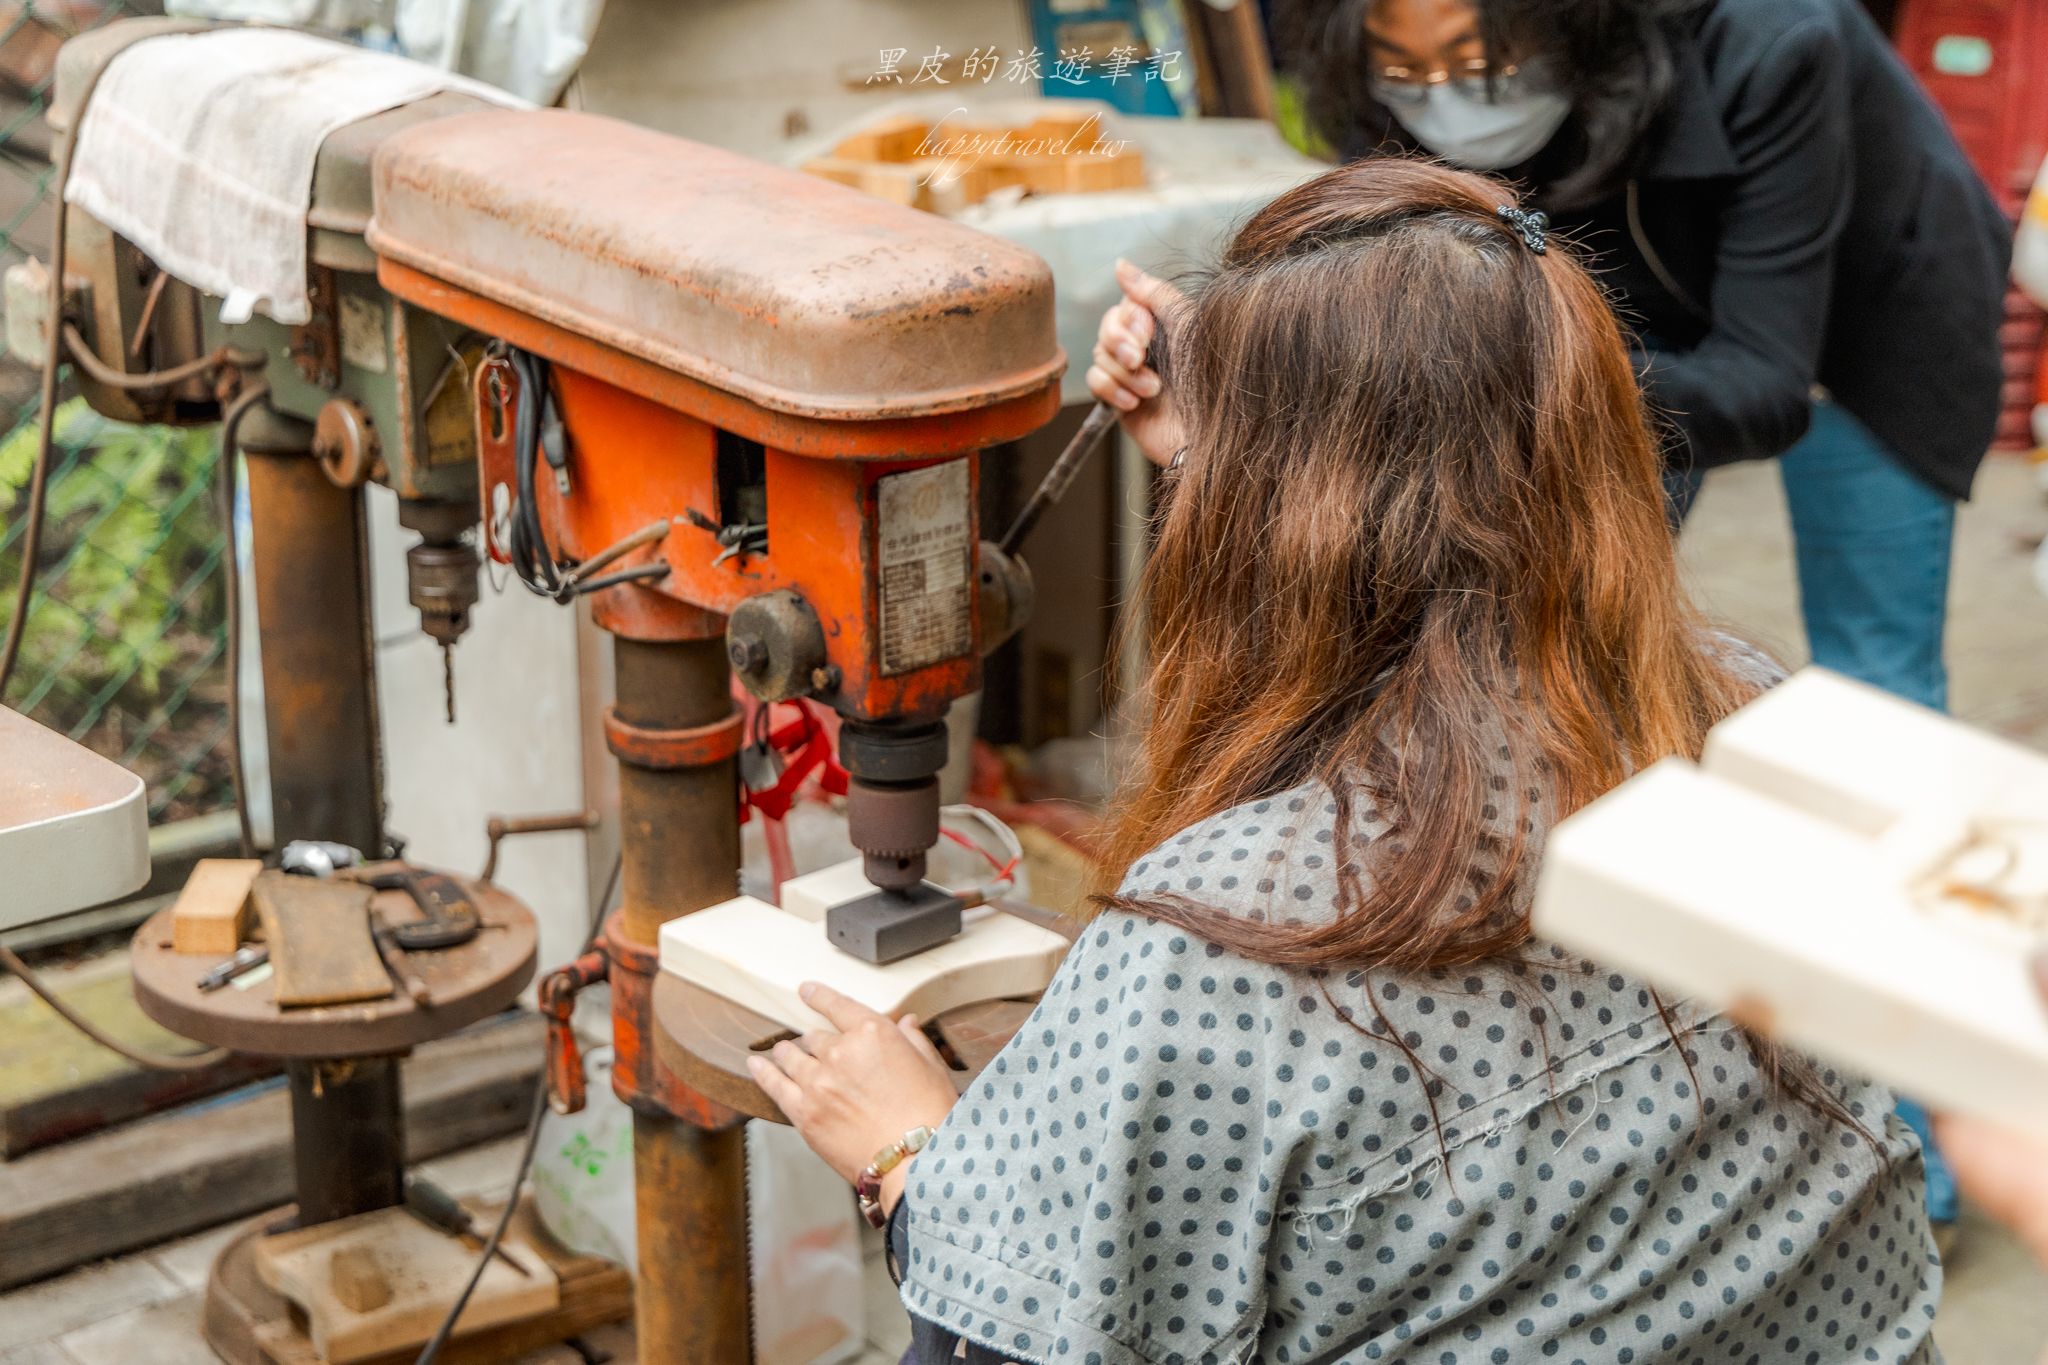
[{"xmin": 1275, "ymin": 0, "xmax": 1709, "ymax": 209}]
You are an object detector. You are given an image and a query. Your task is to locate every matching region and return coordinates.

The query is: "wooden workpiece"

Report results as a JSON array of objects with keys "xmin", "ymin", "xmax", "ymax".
[
  {"xmin": 251, "ymin": 871, "xmax": 391, "ymax": 1008},
  {"xmin": 659, "ymin": 890, "xmax": 1070, "ymax": 1034},
  {"xmin": 170, "ymin": 858, "xmax": 263, "ymax": 954},
  {"xmin": 804, "ymin": 108, "xmax": 1146, "ymax": 214},
  {"xmin": 1535, "ymin": 668, "xmax": 2048, "ymax": 1136}
]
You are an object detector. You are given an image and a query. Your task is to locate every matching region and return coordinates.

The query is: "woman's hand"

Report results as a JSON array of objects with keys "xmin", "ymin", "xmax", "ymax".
[
  {"xmin": 1088, "ymin": 259, "xmax": 1187, "ymax": 469},
  {"xmin": 748, "ymin": 982, "xmax": 959, "ymax": 1212}
]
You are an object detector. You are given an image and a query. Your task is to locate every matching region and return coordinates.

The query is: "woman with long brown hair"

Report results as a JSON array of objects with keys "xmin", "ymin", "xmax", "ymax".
[{"xmin": 752, "ymin": 157, "xmax": 1939, "ymax": 1363}]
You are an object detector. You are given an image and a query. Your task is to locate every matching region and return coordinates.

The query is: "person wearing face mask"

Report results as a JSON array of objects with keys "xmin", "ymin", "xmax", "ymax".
[{"xmin": 1090, "ymin": 0, "xmax": 2010, "ymax": 1233}]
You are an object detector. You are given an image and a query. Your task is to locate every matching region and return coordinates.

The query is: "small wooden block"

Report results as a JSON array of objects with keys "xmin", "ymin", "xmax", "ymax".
[
  {"xmin": 170, "ymin": 858, "xmax": 262, "ymax": 955},
  {"xmin": 830, "ymin": 113, "xmax": 929, "ymax": 162},
  {"xmin": 254, "ymin": 1205, "xmax": 559, "ymax": 1364},
  {"xmin": 1056, "ymin": 148, "xmax": 1146, "ymax": 194},
  {"xmin": 329, "ymin": 1245, "xmax": 391, "ymax": 1314},
  {"xmin": 802, "ymin": 156, "xmax": 924, "ymax": 207},
  {"xmin": 779, "ymin": 859, "xmax": 878, "ymax": 923},
  {"xmin": 251, "ymin": 871, "xmax": 392, "ymax": 1008},
  {"xmin": 658, "ymin": 897, "xmax": 1069, "ymax": 1033}
]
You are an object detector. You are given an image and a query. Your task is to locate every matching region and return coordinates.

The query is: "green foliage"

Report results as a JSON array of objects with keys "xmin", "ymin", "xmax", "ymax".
[{"xmin": 0, "ymin": 398, "xmax": 224, "ymax": 722}]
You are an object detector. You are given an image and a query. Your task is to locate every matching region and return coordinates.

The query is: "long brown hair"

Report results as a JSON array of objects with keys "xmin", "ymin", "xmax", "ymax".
[
  {"xmin": 1097, "ymin": 156, "xmax": 1754, "ymax": 965},
  {"xmin": 1096, "ymin": 157, "xmax": 1876, "ymax": 1147}
]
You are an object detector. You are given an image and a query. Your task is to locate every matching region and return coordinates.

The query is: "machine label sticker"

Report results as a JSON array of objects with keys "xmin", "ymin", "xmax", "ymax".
[
  {"xmin": 877, "ymin": 461, "xmax": 972, "ymax": 675},
  {"xmin": 339, "ymin": 294, "xmax": 389, "ymax": 374}
]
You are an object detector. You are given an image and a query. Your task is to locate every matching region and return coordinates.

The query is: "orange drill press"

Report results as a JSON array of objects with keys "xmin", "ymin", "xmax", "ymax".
[{"xmin": 369, "ymin": 109, "xmax": 1064, "ymax": 1361}]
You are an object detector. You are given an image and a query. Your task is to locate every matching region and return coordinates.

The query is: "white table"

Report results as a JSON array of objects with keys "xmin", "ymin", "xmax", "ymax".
[{"xmin": 1, "ymin": 706, "xmax": 150, "ymax": 930}]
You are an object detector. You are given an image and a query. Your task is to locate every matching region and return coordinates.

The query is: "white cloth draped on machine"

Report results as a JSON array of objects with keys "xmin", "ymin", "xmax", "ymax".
[{"xmin": 64, "ymin": 26, "xmax": 524, "ymax": 326}]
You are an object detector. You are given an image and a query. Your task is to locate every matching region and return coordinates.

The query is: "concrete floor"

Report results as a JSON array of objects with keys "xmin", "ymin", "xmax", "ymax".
[{"xmin": 3, "ymin": 457, "xmax": 2046, "ymax": 1363}]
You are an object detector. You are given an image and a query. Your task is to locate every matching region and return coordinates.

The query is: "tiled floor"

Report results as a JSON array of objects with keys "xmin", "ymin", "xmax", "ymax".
[{"xmin": 4, "ymin": 457, "xmax": 2046, "ymax": 1363}]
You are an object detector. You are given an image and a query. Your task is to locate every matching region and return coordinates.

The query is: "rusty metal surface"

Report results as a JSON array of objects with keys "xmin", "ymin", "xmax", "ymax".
[
  {"xmin": 512, "ymin": 367, "xmax": 986, "ymax": 724},
  {"xmin": 309, "ymin": 92, "xmax": 501, "ymax": 241},
  {"xmin": 633, "ymin": 1115, "xmax": 750, "ymax": 1364},
  {"xmin": 600, "ymin": 634, "xmax": 753, "ymax": 1362},
  {"xmin": 386, "ymin": 257, "xmax": 1060, "ymax": 460},
  {"xmin": 288, "ymin": 1055, "xmax": 404, "ymax": 1224},
  {"xmin": 369, "ymin": 109, "xmax": 1063, "ymax": 423},
  {"xmin": 600, "ymin": 704, "xmax": 744, "ymax": 771},
  {"xmin": 242, "ymin": 432, "xmax": 384, "ymax": 854},
  {"xmin": 649, "ymin": 972, "xmax": 790, "ymax": 1124},
  {"xmin": 129, "ymin": 874, "xmax": 537, "ymax": 1057}
]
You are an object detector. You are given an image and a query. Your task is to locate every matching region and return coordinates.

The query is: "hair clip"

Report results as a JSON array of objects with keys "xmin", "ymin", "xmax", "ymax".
[{"xmin": 1496, "ymin": 204, "xmax": 1548, "ymax": 255}]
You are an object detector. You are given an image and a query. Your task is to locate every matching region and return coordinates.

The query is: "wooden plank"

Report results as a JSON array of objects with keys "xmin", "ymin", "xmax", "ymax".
[
  {"xmin": 0, "ymin": 950, "xmax": 277, "ymax": 1157},
  {"xmin": 214, "ymin": 1202, "xmax": 630, "ymax": 1365},
  {"xmin": 251, "ymin": 871, "xmax": 390, "ymax": 1007},
  {"xmin": 0, "ymin": 1011, "xmax": 543, "ymax": 1290},
  {"xmin": 658, "ymin": 894, "xmax": 1068, "ymax": 1033},
  {"xmin": 170, "ymin": 858, "xmax": 261, "ymax": 955}
]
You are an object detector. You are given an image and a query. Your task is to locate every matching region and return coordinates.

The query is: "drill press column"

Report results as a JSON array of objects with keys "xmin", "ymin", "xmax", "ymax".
[{"xmin": 607, "ymin": 629, "xmax": 751, "ymax": 1362}]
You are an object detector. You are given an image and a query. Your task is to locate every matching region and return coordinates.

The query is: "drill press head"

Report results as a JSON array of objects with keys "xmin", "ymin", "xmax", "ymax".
[{"xmin": 367, "ymin": 108, "xmax": 1064, "ymax": 953}]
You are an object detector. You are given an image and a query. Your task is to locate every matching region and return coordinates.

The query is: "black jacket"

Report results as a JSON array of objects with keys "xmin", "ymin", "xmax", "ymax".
[{"xmin": 1366, "ymin": 0, "xmax": 2012, "ymax": 499}]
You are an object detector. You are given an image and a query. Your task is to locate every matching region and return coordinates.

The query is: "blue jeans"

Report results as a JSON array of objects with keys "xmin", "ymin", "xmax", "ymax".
[{"xmin": 1671, "ymin": 400, "xmax": 1961, "ymax": 1221}]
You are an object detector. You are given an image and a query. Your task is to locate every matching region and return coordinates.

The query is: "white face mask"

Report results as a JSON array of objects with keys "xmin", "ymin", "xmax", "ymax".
[{"xmin": 1384, "ymin": 74, "xmax": 1571, "ymax": 171}]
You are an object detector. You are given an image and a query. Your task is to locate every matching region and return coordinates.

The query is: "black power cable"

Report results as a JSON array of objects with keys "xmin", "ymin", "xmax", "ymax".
[
  {"xmin": 504, "ymin": 348, "xmax": 565, "ymax": 599},
  {"xmin": 414, "ymin": 850, "xmax": 624, "ymax": 1365}
]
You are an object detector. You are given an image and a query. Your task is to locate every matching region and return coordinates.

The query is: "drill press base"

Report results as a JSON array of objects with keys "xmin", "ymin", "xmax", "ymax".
[{"xmin": 200, "ymin": 1199, "xmax": 629, "ymax": 1365}]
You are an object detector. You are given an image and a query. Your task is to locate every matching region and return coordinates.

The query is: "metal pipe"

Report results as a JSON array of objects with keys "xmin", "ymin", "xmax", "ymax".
[
  {"xmin": 610, "ymin": 631, "xmax": 751, "ymax": 1362},
  {"xmin": 245, "ymin": 412, "xmax": 398, "ymax": 1230},
  {"xmin": 242, "ymin": 414, "xmax": 384, "ymax": 855},
  {"xmin": 286, "ymin": 1056, "xmax": 404, "ymax": 1225}
]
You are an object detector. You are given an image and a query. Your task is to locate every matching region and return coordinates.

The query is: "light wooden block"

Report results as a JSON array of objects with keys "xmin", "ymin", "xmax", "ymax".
[
  {"xmin": 830, "ymin": 113, "xmax": 929, "ymax": 163},
  {"xmin": 659, "ymin": 896, "xmax": 1069, "ymax": 1033},
  {"xmin": 1534, "ymin": 668, "xmax": 2048, "ymax": 1136},
  {"xmin": 778, "ymin": 858, "xmax": 879, "ymax": 924},
  {"xmin": 169, "ymin": 857, "xmax": 261, "ymax": 955},
  {"xmin": 801, "ymin": 156, "xmax": 923, "ymax": 207},
  {"xmin": 1704, "ymin": 668, "xmax": 2048, "ymax": 837},
  {"xmin": 254, "ymin": 1205, "xmax": 559, "ymax": 1364}
]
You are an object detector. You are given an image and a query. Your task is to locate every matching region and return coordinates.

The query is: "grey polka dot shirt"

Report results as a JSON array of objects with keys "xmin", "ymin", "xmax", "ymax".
[{"xmin": 896, "ymin": 783, "xmax": 1942, "ymax": 1364}]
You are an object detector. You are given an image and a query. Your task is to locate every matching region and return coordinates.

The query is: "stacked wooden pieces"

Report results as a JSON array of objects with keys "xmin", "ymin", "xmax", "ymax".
[
  {"xmin": 660, "ymin": 859, "xmax": 1069, "ymax": 1033},
  {"xmin": 253, "ymin": 1203, "xmax": 560, "ymax": 1364},
  {"xmin": 804, "ymin": 109, "xmax": 1145, "ymax": 215},
  {"xmin": 1534, "ymin": 667, "xmax": 2048, "ymax": 1135}
]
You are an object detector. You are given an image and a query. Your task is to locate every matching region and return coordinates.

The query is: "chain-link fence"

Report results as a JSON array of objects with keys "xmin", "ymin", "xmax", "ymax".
[{"xmin": 0, "ymin": 0, "xmax": 236, "ymax": 826}]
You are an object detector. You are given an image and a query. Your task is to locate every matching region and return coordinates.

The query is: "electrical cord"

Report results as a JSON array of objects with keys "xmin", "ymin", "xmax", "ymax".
[
  {"xmin": 59, "ymin": 321, "xmax": 264, "ymax": 392},
  {"xmin": 215, "ymin": 382, "xmax": 271, "ymax": 859},
  {"xmin": 0, "ymin": 941, "xmax": 231, "ymax": 1071},
  {"xmin": 0, "ymin": 51, "xmax": 105, "ymax": 701},
  {"xmin": 415, "ymin": 850, "xmax": 624, "ymax": 1365},
  {"xmin": 504, "ymin": 348, "xmax": 564, "ymax": 599}
]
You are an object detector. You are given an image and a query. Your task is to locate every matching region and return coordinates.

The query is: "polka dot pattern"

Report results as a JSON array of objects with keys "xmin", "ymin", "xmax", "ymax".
[{"xmin": 897, "ymin": 778, "xmax": 1941, "ymax": 1364}]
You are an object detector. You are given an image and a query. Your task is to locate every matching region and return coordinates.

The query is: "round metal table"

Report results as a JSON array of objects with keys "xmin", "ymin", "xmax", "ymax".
[{"xmin": 132, "ymin": 869, "xmax": 537, "ymax": 1227}]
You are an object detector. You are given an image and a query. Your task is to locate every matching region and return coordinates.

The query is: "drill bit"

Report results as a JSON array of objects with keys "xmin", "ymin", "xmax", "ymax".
[{"xmin": 441, "ymin": 641, "xmax": 456, "ymax": 724}]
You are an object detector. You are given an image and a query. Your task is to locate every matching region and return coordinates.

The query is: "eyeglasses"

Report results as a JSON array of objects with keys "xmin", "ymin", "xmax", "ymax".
[{"xmin": 1370, "ymin": 58, "xmax": 1525, "ymax": 106}]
